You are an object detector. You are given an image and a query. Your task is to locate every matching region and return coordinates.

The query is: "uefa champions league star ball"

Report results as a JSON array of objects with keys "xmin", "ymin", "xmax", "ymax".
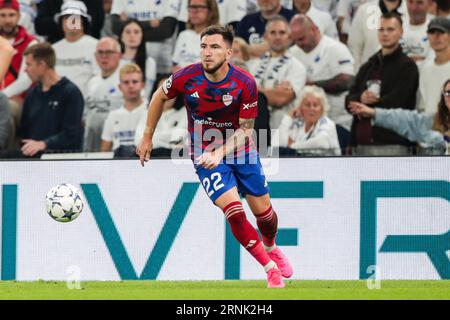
[{"xmin": 46, "ymin": 184, "xmax": 84, "ymax": 223}]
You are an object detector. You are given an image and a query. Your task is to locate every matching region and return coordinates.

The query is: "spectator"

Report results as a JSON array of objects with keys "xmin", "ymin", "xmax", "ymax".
[
  {"xmin": 348, "ymin": 0, "xmax": 408, "ymax": 69},
  {"xmin": 337, "ymin": 0, "xmax": 371, "ymax": 43},
  {"xmin": 236, "ymin": 0, "xmax": 295, "ymax": 58},
  {"xmin": 179, "ymin": 0, "xmax": 246, "ymax": 31},
  {"xmin": 110, "ymin": 0, "xmax": 180, "ymax": 75},
  {"xmin": 0, "ymin": 92, "xmax": 11, "ymax": 150},
  {"xmin": 248, "ymin": 15, "xmax": 306, "ymax": 129},
  {"xmin": 289, "ymin": 14, "xmax": 355, "ymax": 131},
  {"xmin": 292, "ymin": 0, "xmax": 339, "ymax": 39},
  {"xmin": 101, "ymin": 63, "xmax": 148, "ymax": 157},
  {"xmin": 400, "ymin": 0, "xmax": 433, "ymax": 67},
  {"xmin": 348, "ymin": 79, "xmax": 450, "ymax": 154},
  {"xmin": 429, "ymin": 0, "xmax": 450, "ymax": 19},
  {"xmin": 0, "ymin": 35, "xmax": 14, "ymax": 80},
  {"xmin": 100, "ymin": 0, "xmax": 114, "ymax": 38},
  {"xmin": 0, "ymin": 0, "xmax": 38, "ymax": 99},
  {"xmin": 134, "ymin": 77, "xmax": 188, "ymax": 158},
  {"xmin": 313, "ymin": 0, "xmax": 340, "ymax": 20},
  {"xmin": 274, "ymin": 85, "xmax": 341, "ymax": 156},
  {"xmin": 84, "ymin": 37, "xmax": 123, "ymax": 152},
  {"xmin": 34, "ymin": 0, "xmax": 104, "ymax": 43},
  {"xmin": 52, "ymin": 1, "xmax": 98, "ymax": 98},
  {"xmin": 17, "ymin": 43, "xmax": 83, "ymax": 157},
  {"xmin": 231, "ymin": 37, "xmax": 251, "ymax": 64},
  {"xmin": 119, "ymin": 19, "xmax": 156, "ymax": 98},
  {"xmin": 233, "ymin": 58, "xmax": 272, "ymax": 153},
  {"xmin": 173, "ymin": 0, "xmax": 219, "ymax": 73},
  {"xmin": 417, "ymin": 17, "xmax": 450, "ymax": 113},
  {"xmin": 345, "ymin": 12, "xmax": 419, "ymax": 155},
  {"xmin": 18, "ymin": 0, "xmax": 39, "ymax": 38}
]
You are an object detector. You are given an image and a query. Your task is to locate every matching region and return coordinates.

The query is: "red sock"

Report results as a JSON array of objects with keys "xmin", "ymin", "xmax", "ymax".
[
  {"xmin": 255, "ymin": 205, "xmax": 278, "ymax": 247},
  {"xmin": 224, "ymin": 201, "xmax": 272, "ymax": 267}
]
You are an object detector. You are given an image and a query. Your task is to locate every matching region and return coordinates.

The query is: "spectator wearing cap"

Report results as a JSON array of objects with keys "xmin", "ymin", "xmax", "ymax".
[
  {"xmin": 345, "ymin": 12, "xmax": 419, "ymax": 155},
  {"xmin": 34, "ymin": 0, "xmax": 104, "ymax": 43},
  {"xmin": 417, "ymin": 17, "xmax": 450, "ymax": 114},
  {"xmin": 16, "ymin": 43, "xmax": 84, "ymax": 157},
  {"xmin": 52, "ymin": 0, "xmax": 98, "ymax": 99},
  {"xmin": 348, "ymin": 0, "xmax": 409, "ymax": 70}
]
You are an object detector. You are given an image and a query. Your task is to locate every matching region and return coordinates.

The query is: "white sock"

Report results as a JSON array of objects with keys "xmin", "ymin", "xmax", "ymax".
[
  {"xmin": 264, "ymin": 244, "xmax": 277, "ymax": 253},
  {"xmin": 263, "ymin": 260, "xmax": 277, "ymax": 273}
]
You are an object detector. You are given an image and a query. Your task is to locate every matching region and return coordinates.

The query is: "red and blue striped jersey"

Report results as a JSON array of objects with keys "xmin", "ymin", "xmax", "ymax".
[{"xmin": 162, "ymin": 63, "xmax": 258, "ymax": 155}]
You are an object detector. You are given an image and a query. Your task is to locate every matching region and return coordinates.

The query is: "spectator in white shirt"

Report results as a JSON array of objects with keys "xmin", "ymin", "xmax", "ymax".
[
  {"xmin": 110, "ymin": 0, "xmax": 180, "ymax": 75},
  {"xmin": 84, "ymin": 37, "xmax": 123, "ymax": 152},
  {"xmin": 101, "ymin": 63, "xmax": 148, "ymax": 157},
  {"xmin": 118, "ymin": 19, "xmax": 156, "ymax": 98},
  {"xmin": 173, "ymin": 0, "xmax": 219, "ymax": 72},
  {"xmin": 400, "ymin": 0, "xmax": 433, "ymax": 67},
  {"xmin": 53, "ymin": 1, "xmax": 98, "ymax": 98},
  {"xmin": 292, "ymin": 0, "xmax": 339, "ymax": 39},
  {"xmin": 274, "ymin": 85, "xmax": 341, "ymax": 155},
  {"xmin": 337, "ymin": 0, "xmax": 370, "ymax": 43},
  {"xmin": 417, "ymin": 17, "xmax": 450, "ymax": 114},
  {"xmin": 289, "ymin": 14, "xmax": 355, "ymax": 131},
  {"xmin": 248, "ymin": 15, "xmax": 307, "ymax": 129}
]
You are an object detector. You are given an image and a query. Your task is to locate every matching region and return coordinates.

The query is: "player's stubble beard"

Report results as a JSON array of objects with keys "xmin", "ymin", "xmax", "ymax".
[{"xmin": 202, "ymin": 57, "xmax": 227, "ymax": 75}]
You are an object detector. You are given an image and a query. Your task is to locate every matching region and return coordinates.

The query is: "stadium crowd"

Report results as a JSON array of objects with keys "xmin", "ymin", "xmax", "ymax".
[{"xmin": 0, "ymin": 0, "xmax": 449, "ymax": 158}]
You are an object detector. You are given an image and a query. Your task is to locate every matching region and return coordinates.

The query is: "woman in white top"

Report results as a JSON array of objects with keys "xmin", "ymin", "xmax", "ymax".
[
  {"xmin": 119, "ymin": 19, "xmax": 157, "ymax": 99},
  {"xmin": 172, "ymin": 0, "xmax": 219, "ymax": 72},
  {"xmin": 275, "ymin": 85, "xmax": 341, "ymax": 156}
]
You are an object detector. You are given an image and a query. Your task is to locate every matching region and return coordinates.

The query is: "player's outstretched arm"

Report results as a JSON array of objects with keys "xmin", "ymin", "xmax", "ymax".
[
  {"xmin": 197, "ymin": 118, "xmax": 255, "ymax": 169},
  {"xmin": 0, "ymin": 36, "xmax": 14, "ymax": 81},
  {"xmin": 136, "ymin": 87, "xmax": 170, "ymax": 167}
]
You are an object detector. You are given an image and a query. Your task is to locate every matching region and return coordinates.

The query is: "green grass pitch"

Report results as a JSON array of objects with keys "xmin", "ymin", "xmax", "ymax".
[{"xmin": 0, "ymin": 280, "xmax": 449, "ymax": 300}]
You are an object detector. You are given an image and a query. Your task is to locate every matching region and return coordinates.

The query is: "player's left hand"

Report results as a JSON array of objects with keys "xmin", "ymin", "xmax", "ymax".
[
  {"xmin": 21, "ymin": 139, "xmax": 46, "ymax": 157},
  {"xmin": 196, "ymin": 151, "xmax": 223, "ymax": 170}
]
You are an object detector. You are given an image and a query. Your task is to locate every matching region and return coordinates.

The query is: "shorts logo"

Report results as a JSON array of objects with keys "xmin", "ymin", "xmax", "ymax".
[
  {"xmin": 222, "ymin": 94, "xmax": 233, "ymax": 106},
  {"xmin": 243, "ymin": 101, "xmax": 257, "ymax": 110}
]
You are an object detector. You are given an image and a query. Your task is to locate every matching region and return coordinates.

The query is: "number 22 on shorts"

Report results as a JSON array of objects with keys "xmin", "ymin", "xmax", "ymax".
[{"xmin": 202, "ymin": 172, "xmax": 225, "ymax": 197}]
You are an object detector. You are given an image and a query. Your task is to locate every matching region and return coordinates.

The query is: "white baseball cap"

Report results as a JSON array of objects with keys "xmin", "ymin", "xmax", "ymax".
[{"xmin": 54, "ymin": 0, "xmax": 92, "ymax": 23}]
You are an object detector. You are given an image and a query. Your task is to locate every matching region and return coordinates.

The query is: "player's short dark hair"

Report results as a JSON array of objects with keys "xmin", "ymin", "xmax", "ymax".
[
  {"xmin": 200, "ymin": 25, "xmax": 234, "ymax": 47},
  {"xmin": 435, "ymin": 0, "xmax": 450, "ymax": 11},
  {"xmin": 380, "ymin": 12, "xmax": 403, "ymax": 27},
  {"xmin": 24, "ymin": 43, "xmax": 56, "ymax": 69}
]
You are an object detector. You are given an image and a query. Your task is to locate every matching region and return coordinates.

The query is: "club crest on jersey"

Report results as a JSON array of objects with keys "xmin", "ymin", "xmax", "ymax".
[{"xmin": 222, "ymin": 94, "xmax": 233, "ymax": 106}]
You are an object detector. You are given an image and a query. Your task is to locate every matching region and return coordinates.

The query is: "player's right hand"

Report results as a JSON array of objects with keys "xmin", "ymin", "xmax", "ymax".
[{"xmin": 136, "ymin": 138, "xmax": 153, "ymax": 167}]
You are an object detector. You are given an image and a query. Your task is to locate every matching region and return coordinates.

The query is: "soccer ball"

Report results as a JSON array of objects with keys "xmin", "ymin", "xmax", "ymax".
[{"xmin": 46, "ymin": 184, "xmax": 84, "ymax": 223}]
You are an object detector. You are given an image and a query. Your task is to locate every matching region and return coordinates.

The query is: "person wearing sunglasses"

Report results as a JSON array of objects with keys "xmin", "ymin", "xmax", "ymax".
[{"xmin": 348, "ymin": 79, "xmax": 450, "ymax": 155}]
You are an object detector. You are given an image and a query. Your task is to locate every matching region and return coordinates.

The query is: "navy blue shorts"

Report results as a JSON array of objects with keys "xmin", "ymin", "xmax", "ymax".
[{"xmin": 194, "ymin": 152, "xmax": 270, "ymax": 203}]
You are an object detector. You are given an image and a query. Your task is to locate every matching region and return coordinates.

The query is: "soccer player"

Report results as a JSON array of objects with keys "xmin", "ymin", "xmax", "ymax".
[{"xmin": 136, "ymin": 25, "xmax": 292, "ymax": 288}]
